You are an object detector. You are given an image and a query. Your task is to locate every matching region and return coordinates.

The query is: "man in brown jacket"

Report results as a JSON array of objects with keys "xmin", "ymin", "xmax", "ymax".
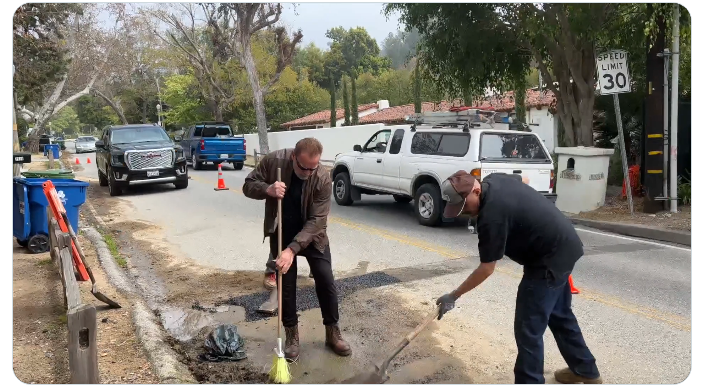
[{"xmin": 242, "ymin": 138, "xmax": 352, "ymax": 360}]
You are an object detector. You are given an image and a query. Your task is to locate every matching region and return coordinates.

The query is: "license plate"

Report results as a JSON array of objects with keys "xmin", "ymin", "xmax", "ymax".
[
  {"xmin": 147, "ymin": 170, "xmax": 159, "ymax": 177},
  {"xmin": 219, "ymin": 154, "xmax": 228, "ymax": 159}
]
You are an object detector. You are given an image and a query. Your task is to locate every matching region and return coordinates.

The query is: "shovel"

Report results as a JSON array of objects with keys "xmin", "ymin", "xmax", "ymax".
[
  {"xmin": 340, "ymin": 305, "xmax": 441, "ymax": 384},
  {"xmin": 61, "ymin": 212, "xmax": 122, "ymax": 308}
]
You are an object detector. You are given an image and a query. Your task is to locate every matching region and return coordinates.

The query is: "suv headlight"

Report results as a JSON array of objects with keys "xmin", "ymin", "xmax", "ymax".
[
  {"xmin": 175, "ymin": 148, "xmax": 184, "ymax": 160},
  {"xmin": 112, "ymin": 154, "xmax": 125, "ymax": 166}
]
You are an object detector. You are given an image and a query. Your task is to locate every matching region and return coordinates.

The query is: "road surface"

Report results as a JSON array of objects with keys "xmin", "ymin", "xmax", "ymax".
[{"xmin": 70, "ymin": 146, "xmax": 691, "ymax": 384}]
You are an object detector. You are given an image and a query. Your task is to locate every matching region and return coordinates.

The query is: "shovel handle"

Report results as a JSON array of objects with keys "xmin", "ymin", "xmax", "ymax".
[
  {"xmin": 61, "ymin": 212, "xmax": 96, "ymax": 284},
  {"xmin": 378, "ymin": 305, "xmax": 441, "ymax": 374}
]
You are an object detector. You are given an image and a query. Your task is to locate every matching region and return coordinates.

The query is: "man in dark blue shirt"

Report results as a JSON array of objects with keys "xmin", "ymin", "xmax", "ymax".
[{"xmin": 435, "ymin": 170, "xmax": 602, "ymax": 384}]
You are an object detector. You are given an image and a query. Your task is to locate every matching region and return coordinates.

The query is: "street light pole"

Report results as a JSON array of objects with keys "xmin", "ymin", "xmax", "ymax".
[
  {"xmin": 155, "ymin": 77, "xmax": 163, "ymax": 128},
  {"xmin": 670, "ymin": 4, "xmax": 680, "ymax": 213}
]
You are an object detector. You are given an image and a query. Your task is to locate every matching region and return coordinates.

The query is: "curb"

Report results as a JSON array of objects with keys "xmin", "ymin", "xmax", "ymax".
[
  {"xmin": 569, "ymin": 217, "xmax": 691, "ymax": 246},
  {"xmin": 83, "ymin": 227, "xmax": 196, "ymax": 384}
]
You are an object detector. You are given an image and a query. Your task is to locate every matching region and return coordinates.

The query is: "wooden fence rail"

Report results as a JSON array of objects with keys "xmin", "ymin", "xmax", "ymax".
[{"xmin": 48, "ymin": 211, "xmax": 99, "ymax": 384}]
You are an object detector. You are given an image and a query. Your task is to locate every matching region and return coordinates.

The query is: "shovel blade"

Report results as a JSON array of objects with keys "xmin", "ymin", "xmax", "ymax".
[{"xmin": 91, "ymin": 285, "xmax": 121, "ymax": 308}]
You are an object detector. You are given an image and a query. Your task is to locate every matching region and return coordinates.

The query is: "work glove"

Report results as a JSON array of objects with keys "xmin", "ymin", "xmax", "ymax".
[{"xmin": 436, "ymin": 293, "xmax": 457, "ymax": 320}]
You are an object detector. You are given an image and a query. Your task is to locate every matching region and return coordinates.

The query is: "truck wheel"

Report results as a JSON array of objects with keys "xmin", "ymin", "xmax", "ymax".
[
  {"xmin": 333, "ymin": 172, "xmax": 354, "ymax": 206},
  {"xmin": 192, "ymin": 154, "xmax": 202, "ymax": 170},
  {"xmin": 107, "ymin": 166, "xmax": 122, "ymax": 197},
  {"xmin": 393, "ymin": 195, "xmax": 412, "ymax": 204},
  {"xmin": 28, "ymin": 234, "xmax": 50, "ymax": 254},
  {"xmin": 233, "ymin": 162, "xmax": 244, "ymax": 170},
  {"xmin": 414, "ymin": 183, "xmax": 444, "ymax": 227},
  {"xmin": 174, "ymin": 179, "xmax": 188, "ymax": 190},
  {"xmin": 98, "ymin": 169, "xmax": 108, "ymax": 187}
]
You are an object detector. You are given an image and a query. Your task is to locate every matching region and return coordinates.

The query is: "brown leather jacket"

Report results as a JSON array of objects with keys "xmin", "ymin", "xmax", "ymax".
[{"xmin": 242, "ymin": 148, "xmax": 331, "ymax": 254}]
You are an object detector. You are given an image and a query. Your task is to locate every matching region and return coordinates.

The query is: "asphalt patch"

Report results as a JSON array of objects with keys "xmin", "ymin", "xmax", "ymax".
[{"xmin": 220, "ymin": 272, "xmax": 402, "ymax": 322}]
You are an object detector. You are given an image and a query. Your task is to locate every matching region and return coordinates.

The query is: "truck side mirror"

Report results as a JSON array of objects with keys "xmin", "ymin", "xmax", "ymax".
[
  {"xmin": 353, "ymin": 144, "xmax": 362, "ymax": 152},
  {"xmin": 95, "ymin": 140, "xmax": 104, "ymax": 148}
]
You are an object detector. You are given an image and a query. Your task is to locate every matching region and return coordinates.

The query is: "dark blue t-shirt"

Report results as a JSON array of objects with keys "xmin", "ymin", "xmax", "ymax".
[{"xmin": 476, "ymin": 173, "xmax": 584, "ymax": 276}]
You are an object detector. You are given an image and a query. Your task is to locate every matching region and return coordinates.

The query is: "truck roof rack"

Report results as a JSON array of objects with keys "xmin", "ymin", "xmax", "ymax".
[{"xmin": 406, "ymin": 109, "xmax": 499, "ymax": 132}]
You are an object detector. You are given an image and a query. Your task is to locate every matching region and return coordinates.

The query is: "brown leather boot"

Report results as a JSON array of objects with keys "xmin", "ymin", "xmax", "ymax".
[
  {"xmin": 325, "ymin": 324, "xmax": 352, "ymax": 356},
  {"xmin": 284, "ymin": 325, "xmax": 299, "ymax": 360}
]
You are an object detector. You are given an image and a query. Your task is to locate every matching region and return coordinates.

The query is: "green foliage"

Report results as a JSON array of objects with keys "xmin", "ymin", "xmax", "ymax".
[
  {"xmin": 262, "ymin": 67, "xmax": 330, "ymax": 132},
  {"xmin": 515, "ymin": 80, "xmax": 526, "ymax": 123},
  {"xmin": 293, "ymin": 43, "xmax": 326, "ymax": 86},
  {"xmin": 13, "ymin": 3, "xmax": 82, "ymax": 106},
  {"xmin": 162, "ymin": 73, "xmax": 212, "ymax": 126},
  {"xmin": 49, "ymin": 106, "xmax": 81, "ymax": 135},
  {"xmin": 351, "ymin": 76, "xmax": 358, "ymax": 125},
  {"xmin": 75, "ymin": 96, "xmax": 117, "ymax": 130},
  {"xmin": 330, "ymin": 81, "xmax": 337, "ymax": 127},
  {"xmin": 342, "ymin": 77, "xmax": 351, "ymax": 126},
  {"xmin": 678, "ymin": 173, "xmax": 691, "ymax": 206},
  {"xmin": 382, "ymin": 29, "xmax": 421, "ymax": 69},
  {"xmin": 413, "ymin": 58, "xmax": 421, "ymax": 113}
]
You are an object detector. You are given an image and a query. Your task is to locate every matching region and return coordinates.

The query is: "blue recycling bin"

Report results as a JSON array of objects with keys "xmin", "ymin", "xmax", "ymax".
[
  {"xmin": 44, "ymin": 144, "xmax": 60, "ymax": 159},
  {"xmin": 13, "ymin": 177, "xmax": 89, "ymax": 253}
]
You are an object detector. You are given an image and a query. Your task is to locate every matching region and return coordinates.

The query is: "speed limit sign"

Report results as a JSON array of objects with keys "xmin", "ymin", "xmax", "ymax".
[{"xmin": 596, "ymin": 50, "xmax": 631, "ymax": 95}]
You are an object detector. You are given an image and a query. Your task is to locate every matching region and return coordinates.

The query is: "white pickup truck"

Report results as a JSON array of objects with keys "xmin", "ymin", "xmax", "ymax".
[{"xmin": 331, "ymin": 112, "xmax": 556, "ymax": 226}]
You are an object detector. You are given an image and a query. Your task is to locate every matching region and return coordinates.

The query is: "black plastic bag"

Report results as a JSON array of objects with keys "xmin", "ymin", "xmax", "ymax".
[{"xmin": 200, "ymin": 324, "xmax": 247, "ymax": 362}]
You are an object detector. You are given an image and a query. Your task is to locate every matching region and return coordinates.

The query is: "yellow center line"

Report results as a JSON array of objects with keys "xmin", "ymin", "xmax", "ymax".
[{"xmin": 177, "ymin": 172, "xmax": 695, "ymax": 331}]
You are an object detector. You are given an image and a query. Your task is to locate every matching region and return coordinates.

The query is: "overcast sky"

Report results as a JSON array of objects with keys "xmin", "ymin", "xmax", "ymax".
[{"xmin": 281, "ymin": 3, "xmax": 403, "ymax": 48}]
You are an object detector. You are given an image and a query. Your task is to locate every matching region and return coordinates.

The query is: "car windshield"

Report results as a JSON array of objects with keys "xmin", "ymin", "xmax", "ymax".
[
  {"xmin": 111, "ymin": 127, "xmax": 170, "ymax": 144},
  {"xmin": 77, "ymin": 137, "xmax": 95, "ymax": 142}
]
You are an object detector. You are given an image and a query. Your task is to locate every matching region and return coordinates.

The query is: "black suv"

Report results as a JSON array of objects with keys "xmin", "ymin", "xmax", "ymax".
[{"xmin": 95, "ymin": 124, "xmax": 188, "ymax": 196}]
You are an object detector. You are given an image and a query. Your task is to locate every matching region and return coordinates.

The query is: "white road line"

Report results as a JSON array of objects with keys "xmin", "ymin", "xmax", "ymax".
[{"xmin": 575, "ymin": 227, "xmax": 691, "ymax": 252}]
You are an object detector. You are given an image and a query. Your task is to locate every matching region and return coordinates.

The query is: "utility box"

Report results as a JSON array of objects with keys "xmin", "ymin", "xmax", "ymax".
[{"xmin": 554, "ymin": 146, "xmax": 615, "ymax": 214}]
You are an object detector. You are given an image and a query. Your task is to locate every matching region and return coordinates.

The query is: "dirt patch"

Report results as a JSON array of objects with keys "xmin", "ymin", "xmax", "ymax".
[
  {"xmin": 577, "ymin": 194, "xmax": 691, "ymax": 231},
  {"xmin": 62, "ymin": 150, "xmax": 84, "ymax": 172},
  {"xmin": 12, "ymin": 233, "xmax": 158, "ymax": 384},
  {"xmin": 165, "ymin": 334, "xmax": 269, "ymax": 384}
]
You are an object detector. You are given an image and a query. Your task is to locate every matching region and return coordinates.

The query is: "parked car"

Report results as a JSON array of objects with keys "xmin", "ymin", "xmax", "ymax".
[
  {"xmin": 175, "ymin": 122, "xmax": 246, "ymax": 170},
  {"xmin": 330, "ymin": 112, "xmax": 556, "ymax": 226},
  {"xmin": 75, "ymin": 136, "xmax": 97, "ymax": 153},
  {"xmin": 95, "ymin": 124, "xmax": 188, "ymax": 196}
]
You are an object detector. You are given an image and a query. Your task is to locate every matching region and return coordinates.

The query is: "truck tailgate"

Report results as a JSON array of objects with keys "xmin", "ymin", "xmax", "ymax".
[
  {"xmin": 202, "ymin": 138, "xmax": 245, "ymax": 153},
  {"xmin": 480, "ymin": 163, "xmax": 553, "ymax": 192}
]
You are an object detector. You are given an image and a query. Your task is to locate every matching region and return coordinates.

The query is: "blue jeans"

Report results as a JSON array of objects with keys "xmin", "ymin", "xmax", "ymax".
[{"xmin": 514, "ymin": 268, "xmax": 600, "ymax": 384}]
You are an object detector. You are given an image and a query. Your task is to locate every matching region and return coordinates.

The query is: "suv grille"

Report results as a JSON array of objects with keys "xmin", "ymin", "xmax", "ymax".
[{"xmin": 125, "ymin": 149, "xmax": 174, "ymax": 170}]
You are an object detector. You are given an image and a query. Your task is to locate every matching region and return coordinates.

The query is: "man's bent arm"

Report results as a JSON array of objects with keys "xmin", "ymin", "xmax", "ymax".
[
  {"xmin": 451, "ymin": 262, "xmax": 496, "ymax": 298},
  {"xmin": 243, "ymin": 154, "xmax": 271, "ymax": 200}
]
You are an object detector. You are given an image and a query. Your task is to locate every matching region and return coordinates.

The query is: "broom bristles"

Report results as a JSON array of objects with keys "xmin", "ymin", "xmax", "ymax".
[{"xmin": 269, "ymin": 354, "xmax": 292, "ymax": 384}]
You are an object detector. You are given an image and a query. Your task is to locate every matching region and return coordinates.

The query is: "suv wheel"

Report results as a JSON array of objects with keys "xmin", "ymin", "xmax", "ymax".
[
  {"xmin": 414, "ymin": 183, "xmax": 444, "ymax": 226},
  {"xmin": 107, "ymin": 166, "xmax": 122, "ymax": 197},
  {"xmin": 333, "ymin": 172, "xmax": 354, "ymax": 206}
]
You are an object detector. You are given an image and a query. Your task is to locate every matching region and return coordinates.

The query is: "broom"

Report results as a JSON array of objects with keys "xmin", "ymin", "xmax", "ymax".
[{"xmin": 269, "ymin": 167, "xmax": 292, "ymax": 384}]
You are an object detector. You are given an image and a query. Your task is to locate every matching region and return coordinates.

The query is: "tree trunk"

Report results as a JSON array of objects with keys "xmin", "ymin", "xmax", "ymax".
[
  {"xmin": 515, "ymin": 77, "xmax": 527, "ymax": 123},
  {"xmin": 93, "ymin": 90, "xmax": 128, "ymax": 124},
  {"xmin": 351, "ymin": 75, "xmax": 359, "ymax": 125},
  {"xmin": 342, "ymin": 77, "xmax": 351, "ymax": 126},
  {"xmin": 141, "ymin": 98, "xmax": 148, "ymax": 123},
  {"xmin": 241, "ymin": 40, "xmax": 270, "ymax": 154},
  {"xmin": 330, "ymin": 80, "xmax": 337, "ymax": 127},
  {"xmin": 413, "ymin": 60, "xmax": 422, "ymax": 113}
]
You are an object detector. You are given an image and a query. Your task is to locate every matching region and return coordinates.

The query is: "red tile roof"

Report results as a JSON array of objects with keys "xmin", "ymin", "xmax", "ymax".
[
  {"xmin": 359, "ymin": 101, "xmax": 454, "ymax": 125},
  {"xmin": 472, "ymin": 90, "xmax": 557, "ymax": 112},
  {"xmin": 281, "ymin": 103, "xmax": 379, "ymax": 128}
]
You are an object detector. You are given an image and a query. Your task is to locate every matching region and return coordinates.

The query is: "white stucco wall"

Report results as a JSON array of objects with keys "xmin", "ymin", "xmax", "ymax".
[
  {"xmin": 244, "ymin": 123, "xmax": 385, "ymax": 162},
  {"xmin": 526, "ymin": 107, "xmax": 557, "ymax": 153}
]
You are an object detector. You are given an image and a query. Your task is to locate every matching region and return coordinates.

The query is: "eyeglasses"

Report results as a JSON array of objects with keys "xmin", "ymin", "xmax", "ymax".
[{"xmin": 294, "ymin": 156, "xmax": 318, "ymax": 172}]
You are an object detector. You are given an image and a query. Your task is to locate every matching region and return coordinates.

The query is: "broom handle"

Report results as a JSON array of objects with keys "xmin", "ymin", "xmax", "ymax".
[{"xmin": 277, "ymin": 167, "xmax": 283, "ymax": 341}]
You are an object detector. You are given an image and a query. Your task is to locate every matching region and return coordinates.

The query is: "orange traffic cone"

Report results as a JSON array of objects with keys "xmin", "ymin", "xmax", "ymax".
[
  {"xmin": 87, "ymin": 157, "xmax": 91, "ymax": 164},
  {"xmin": 214, "ymin": 164, "xmax": 229, "ymax": 191},
  {"xmin": 569, "ymin": 275, "xmax": 580, "ymax": 294},
  {"xmin": 75, "ymin": 158, "xmax": 80, "ymax": 165}
]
